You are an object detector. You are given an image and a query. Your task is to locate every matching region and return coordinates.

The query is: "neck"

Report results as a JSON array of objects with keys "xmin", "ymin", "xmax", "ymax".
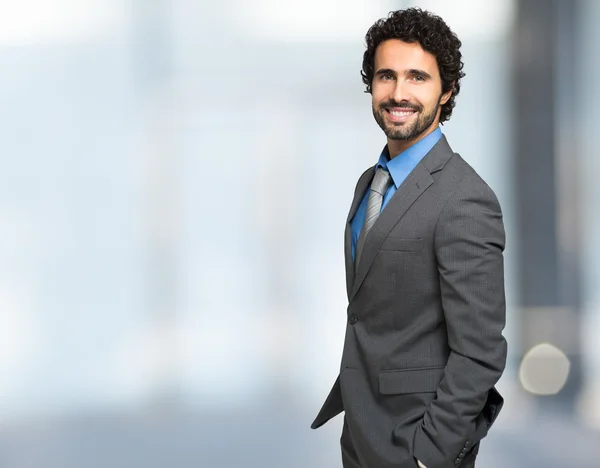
[{"xmin": 387, "ymin": 123, "xmax": 440, "ymax": 159}]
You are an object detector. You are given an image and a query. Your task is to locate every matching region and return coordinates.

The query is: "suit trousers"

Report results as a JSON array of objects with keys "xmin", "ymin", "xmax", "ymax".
[{"xmin": 340, "ymin": 417, "xmax": 479, "ymax": 468}]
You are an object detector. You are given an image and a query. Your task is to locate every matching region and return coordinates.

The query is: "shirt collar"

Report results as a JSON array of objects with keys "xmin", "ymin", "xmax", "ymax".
[{"xmin": 376, "ymin": 127, "xmax": 443, "ymax": 188}]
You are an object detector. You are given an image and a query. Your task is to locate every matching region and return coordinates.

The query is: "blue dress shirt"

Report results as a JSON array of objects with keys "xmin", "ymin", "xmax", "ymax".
[{"xmin": 350, "ymin": 127, "xmax": 443, "ymax": 261}]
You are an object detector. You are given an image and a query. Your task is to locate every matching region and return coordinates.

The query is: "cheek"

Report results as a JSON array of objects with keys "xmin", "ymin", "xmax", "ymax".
[
  {"xmin": 371, "ymin": 83, "xmax": 391, "ymax": 103},
  {"xmin": 373, "ymin": 90, "xmax": 393, "ymax": 109},
  {"xmin": 414, "ymin": 89, "xmax": 441, "ymax": 109}
]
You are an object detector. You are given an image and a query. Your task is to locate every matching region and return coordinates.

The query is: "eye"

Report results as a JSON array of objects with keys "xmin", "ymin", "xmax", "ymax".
[
  {"xmin": 412, "ymin": 74, "xmax": 425, "ymax": 82},
  {"xmin": 381, "ymin": 73, "xmax": 395, "ymax": 81}
]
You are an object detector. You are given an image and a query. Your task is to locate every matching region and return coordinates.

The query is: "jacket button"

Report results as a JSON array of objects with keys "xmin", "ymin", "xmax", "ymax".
[{"xmin": 348, "ymin": 314, "xmax": 358, "ymax": 325}]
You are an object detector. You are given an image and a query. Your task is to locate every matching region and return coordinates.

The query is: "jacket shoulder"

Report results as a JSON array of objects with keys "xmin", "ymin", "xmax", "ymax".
[{"xmin": 442, "ymin": 153, "xmax": 502, "ymax": 207}]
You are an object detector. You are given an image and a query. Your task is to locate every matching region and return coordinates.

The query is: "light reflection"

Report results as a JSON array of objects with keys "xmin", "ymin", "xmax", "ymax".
[{"xmin": 519, "ymin": 343, "xmax": 570, "ymax": 396}]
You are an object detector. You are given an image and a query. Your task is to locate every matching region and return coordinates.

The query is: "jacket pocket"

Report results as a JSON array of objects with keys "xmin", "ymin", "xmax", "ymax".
[
  {"xmin": 379, "ymin": 366, "xmax": 445, "ymax": 394},
  {"xmin": 379, "ymin": 237, "xmax": 423, "ymax": 251}
]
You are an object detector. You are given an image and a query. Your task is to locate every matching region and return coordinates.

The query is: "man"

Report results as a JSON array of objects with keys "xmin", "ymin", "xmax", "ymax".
[{"xmin": 311, "ymin": 8, "xmax": 507, "ymax": 468}]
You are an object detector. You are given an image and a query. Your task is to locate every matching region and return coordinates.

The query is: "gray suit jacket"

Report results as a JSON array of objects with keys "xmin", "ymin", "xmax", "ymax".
[{"xmin": 311, "ymin": 136, "xmax": 507, "ymax": 468}]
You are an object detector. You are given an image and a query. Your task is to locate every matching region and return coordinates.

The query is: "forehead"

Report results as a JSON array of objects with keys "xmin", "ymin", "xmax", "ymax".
[{"xmin": 374, "ymin": 39, "xmax": 439, "ymax": 76}]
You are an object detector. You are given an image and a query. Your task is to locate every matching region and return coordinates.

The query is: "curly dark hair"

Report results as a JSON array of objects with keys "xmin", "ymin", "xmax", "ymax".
[{"xmin": 361, "ymin": 8, "xmax": 465, "ymax": 124}]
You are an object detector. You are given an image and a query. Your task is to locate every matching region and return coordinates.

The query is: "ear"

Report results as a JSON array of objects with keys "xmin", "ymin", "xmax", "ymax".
[{"xmin": 440, "ymin": 81, "xmax": 454, "ymax": 105}]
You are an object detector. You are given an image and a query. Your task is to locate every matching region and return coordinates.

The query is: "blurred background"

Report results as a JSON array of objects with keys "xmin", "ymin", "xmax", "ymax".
[{"xmin": 0, "ymin": 0, "xmax": 599, "ymax": 466}]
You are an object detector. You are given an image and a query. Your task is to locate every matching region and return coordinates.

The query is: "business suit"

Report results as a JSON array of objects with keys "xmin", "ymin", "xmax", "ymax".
[{"xmin": 311, "ymin": 135, "xmax": 507, "ymax": 468}]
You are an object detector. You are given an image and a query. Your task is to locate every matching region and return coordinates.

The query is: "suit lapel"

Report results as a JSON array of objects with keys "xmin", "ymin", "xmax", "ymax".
[
  {"xmin": 348, "ymin": 135, "xmax": 455, "ymax": 302},
  {"xmin": 344, "ymin": 167, "xmax": 375, "ymax": 299},
  {"xmin": 349, "ymin": 164, "xmax": 433, "ymax": 301}
]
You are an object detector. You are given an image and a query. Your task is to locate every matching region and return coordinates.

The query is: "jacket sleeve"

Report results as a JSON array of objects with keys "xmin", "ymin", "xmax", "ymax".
[{"xmin": 412, "ymin": 177, "xmax": 508, "ymax": 468}]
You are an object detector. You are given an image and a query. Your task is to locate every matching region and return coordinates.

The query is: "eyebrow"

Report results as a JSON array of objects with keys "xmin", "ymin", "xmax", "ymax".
[
  {"xmin": 375, "ymin": 68, "xmax": 433, "ymax": 80},
  {"xmin": 406, "ymin": 69, "xmax": 432, "ymax": 80},
  {"xmin": 375, "ymin": 68, "xmax": 397, "ymax": 77}
]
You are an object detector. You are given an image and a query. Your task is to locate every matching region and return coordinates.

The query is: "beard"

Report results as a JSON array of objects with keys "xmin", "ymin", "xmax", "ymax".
[{"xmin": 373, "ymin": 95, "xmax": 442, "ymax": 141}]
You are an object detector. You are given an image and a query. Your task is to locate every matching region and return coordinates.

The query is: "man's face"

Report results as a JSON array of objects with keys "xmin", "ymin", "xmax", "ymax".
[{"xmin": 371, "ymin": 39, "xmax": 452, "ymax": 144}]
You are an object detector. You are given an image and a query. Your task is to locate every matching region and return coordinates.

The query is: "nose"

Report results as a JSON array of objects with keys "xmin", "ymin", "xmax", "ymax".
[{"xmin": 390, "ymin": 80, "xmax": 411, "ymax": 104}]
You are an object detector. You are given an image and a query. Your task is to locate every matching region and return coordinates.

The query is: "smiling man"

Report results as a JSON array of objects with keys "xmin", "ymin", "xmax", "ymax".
[{"xmin": 311, "ymin": 8, "xmax": 507, "ymax": 468}]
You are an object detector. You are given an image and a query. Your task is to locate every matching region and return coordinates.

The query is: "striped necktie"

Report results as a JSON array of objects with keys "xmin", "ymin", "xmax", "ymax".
[{"xmin": 355, "ymin": 167, "xmax": 393, "ymax": 268}]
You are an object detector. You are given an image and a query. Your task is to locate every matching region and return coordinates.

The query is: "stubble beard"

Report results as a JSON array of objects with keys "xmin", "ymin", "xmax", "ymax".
[{"xmin": 373, "ymin": 96, "xmax": 442, "ymax": 141}]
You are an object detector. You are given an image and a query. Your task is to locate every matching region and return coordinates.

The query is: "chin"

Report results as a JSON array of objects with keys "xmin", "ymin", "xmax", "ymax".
[{"xmin": 386, "ymin": 127, "xmax": 415, "ymax": 140}]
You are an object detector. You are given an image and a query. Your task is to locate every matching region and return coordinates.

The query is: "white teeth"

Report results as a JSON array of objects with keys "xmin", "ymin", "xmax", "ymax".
[{"xmin": 390, "ymin": 110, "xmax": 414, "ymax": 116}]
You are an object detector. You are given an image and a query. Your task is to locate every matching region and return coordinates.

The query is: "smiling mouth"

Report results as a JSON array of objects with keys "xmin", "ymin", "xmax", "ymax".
[{"xmin": 385, "ymin": 108, "xmax": 417, "ymax": 122}]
